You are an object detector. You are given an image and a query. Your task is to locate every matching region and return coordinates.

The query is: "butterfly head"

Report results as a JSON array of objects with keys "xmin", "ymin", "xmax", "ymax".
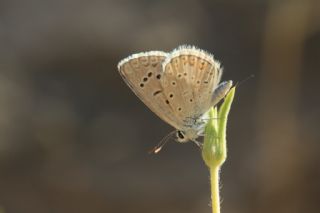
[{"xmin": 176, "ymin": 129, "xmax": 200, "ymax": 143}]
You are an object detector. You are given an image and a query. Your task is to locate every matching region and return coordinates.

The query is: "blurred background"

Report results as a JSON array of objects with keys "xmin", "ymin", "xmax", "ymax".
[{"xmin": 0, "ymin": 0, "xmax": 319, "ymax": 212}]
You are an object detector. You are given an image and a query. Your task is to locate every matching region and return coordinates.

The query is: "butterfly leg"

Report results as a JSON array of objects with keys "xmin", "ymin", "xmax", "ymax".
[{"xmin": 192, "ymin": 139, "xmax": 203, "ymax": 149}]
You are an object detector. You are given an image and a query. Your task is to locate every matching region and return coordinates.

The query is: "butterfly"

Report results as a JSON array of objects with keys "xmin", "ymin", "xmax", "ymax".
[{"xmin": 118, "ymin": 45, "xmax": 232, "ymax": 148}]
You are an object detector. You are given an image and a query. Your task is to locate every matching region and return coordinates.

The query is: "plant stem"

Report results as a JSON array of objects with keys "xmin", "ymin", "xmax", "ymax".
[
  {"xmin": 202, "ymin": 87, "xmax": 235, "ymax": 213},
  {"xmin": 210, "ymin": 166, "xmax": 220, "ymax": 213}
]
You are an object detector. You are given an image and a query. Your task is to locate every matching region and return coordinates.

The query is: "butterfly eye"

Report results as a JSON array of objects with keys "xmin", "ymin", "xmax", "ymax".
[{"xmin": 177, "ymin": 131, "xmax": 185, "ymax": 140}]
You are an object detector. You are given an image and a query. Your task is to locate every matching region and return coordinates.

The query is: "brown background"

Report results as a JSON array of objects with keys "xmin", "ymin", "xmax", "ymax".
[{"xmin": 0, "ymin": 0, "xmax": 320, "ymax": 212}]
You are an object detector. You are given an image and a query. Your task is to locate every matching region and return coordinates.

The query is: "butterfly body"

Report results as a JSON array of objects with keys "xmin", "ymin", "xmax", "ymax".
[
  {"xmin": 175, "ymin": 114, "xmax": 208, "ymax": 142},
  {"xmin": 118, "ymin": 45, "xmax": 232, "ymax": 144}
]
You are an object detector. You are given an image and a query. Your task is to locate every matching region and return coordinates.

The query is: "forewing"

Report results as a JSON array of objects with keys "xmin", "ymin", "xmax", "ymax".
[
  {"xmin": 161, "ymin": 46, "xmax": 223, "ymax": 123},
  {"xmin": 118, "ymin": 51, "xmax": 182, "ymax": 129}
]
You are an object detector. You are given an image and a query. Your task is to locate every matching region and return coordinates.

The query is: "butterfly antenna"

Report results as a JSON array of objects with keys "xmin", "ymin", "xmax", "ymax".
[
  {"xmin": 148, "ymin": 130, "xmax": 176, "ymax": 154},
  {"xmin": 235, "ymin": 74, "xmax": 255, "ymax": 88}
]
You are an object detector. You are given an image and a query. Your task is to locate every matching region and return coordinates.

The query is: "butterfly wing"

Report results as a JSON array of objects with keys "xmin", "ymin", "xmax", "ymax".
[
  {"xmin": 118, "ymin": 51, "xmax": 183, "ymax": 130},
  {"xmin": 161, "ymin": 46, "xmax": 223, "ymax": 123}
]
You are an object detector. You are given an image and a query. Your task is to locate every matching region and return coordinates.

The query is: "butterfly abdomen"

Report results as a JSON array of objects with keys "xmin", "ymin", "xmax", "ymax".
[{"xmin": 211, "ymin": 81, "xmax": 233, "ymax": 107}]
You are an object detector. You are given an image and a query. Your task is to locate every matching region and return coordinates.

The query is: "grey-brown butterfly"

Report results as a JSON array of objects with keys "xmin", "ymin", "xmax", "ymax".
[{"xmin": 118, "ymin": 45, "xmax": 232, "ymax": 149}]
